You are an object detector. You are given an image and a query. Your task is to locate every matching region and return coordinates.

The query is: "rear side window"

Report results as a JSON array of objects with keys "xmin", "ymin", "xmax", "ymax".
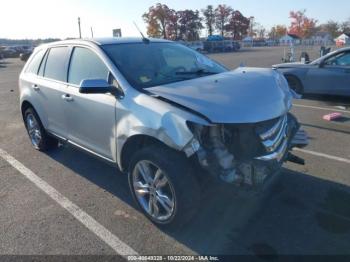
[
  {"xmin": 44, "ymin": 47, "xmax": 70, "ymax": 82},
  {"xmin": 68, "ymin": 47, "xmax": 109, "ymax": 85},
  {"xmin": 25, "ymin": 49, "xmax": 45, "ymax": 74}
]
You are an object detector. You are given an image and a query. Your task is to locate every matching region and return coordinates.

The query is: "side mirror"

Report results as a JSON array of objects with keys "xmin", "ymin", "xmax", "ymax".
[{"xmin": 79, "ymin": 79, "xmax": 124, "ymax": 98}]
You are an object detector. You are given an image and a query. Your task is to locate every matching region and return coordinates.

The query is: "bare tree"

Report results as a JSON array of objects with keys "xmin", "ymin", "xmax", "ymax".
[
  {"xmin": 202, "ymin": 5, "xmax": 215, "ymax": 36},
  {"xmin": 214, "ymin": 4, "xmax": 233, "ymax": 36}
]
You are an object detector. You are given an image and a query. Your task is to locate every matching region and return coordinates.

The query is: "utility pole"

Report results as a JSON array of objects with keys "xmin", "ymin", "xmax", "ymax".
[
  {"xmin": 249, "ymin": 16, "xmax": 255, "ymax": 37},
  {"xmin": 90, "ymin": 27, "xmax": 94, "ymax": 38},
  {"xmin": 78, "ymin": 17, "xmax": 82, "ymax": 38}
]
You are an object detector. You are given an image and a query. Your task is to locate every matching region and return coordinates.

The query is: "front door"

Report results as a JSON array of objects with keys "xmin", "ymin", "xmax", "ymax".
[
  {"xmin": 306, "ymin": 51, "xmax": 350, "ymax": 96},
  {"xmin": 63, "ymin": 46, "xmax": 116, "ymax": 160}
]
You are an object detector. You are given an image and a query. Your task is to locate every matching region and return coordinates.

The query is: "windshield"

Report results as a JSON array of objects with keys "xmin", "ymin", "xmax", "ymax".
[{"xmin": 102, "ymin": 42, "xmax": 227, "ymax": 89}]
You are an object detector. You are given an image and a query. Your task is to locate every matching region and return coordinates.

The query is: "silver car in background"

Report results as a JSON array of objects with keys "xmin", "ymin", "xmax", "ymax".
[
  {"xmin": 19, "ymin": 37, "xmax": 308, "ymax": 227},
  {"xmin": 273, "ymin": 47, "xmax": 350, "ymax": 96}
]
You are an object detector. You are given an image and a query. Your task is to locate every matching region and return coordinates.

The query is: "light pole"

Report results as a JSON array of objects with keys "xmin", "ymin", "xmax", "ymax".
[
  {"xmin": 249, "ymin": 16, "xmax": 255, "ymax": 37},
  {"xmin": 78, "ymin": 17, "xmax": 82, "ymax": 38},
  {"xmin": 90, "ymin": 27, "xmax": 94, "ymax": 38}
]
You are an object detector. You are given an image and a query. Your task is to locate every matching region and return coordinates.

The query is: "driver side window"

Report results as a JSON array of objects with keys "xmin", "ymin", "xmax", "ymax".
[
  {"xmin": 68, "ymin": 47, "xmax": 109, "ymax": 86},
  {"xmin": 324, "ymin": 52, "xmax": 350, "ymax": 67}
]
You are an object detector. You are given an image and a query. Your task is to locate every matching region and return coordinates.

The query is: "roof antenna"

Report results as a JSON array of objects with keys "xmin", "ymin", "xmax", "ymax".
[{"xmin": 133, "ymin": 21, "xmax": 149, "ymax": 43}]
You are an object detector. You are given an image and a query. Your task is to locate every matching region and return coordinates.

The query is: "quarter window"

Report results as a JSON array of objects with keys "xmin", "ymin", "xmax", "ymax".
[
  {"xmin": 25, "ymin": 49, "xmax": 45, "ymax": 74},
  {"xmin": 68, "ymin": 47, "xmax": 109, "ymax": 86},
  {"xmin": 44, "ymin": 47, "xmax": 70, "ymax": 81}
]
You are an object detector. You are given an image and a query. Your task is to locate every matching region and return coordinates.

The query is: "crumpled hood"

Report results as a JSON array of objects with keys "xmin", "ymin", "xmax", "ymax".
[{"xmin": 147, "ymin": 67, "xmax": 292, "ymax": 123}]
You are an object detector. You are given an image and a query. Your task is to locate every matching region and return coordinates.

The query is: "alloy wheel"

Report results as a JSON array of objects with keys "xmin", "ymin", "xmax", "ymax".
[
  {"xmin": 26, "ymin": 113, "xmax": 42, "ymax": 148},
  {"xmin": 132, "ymin": 160, "xmax": 176, "ymax": 222}
]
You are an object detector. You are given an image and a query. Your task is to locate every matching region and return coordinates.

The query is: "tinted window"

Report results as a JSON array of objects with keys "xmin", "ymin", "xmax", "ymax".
[
  {"xmin": 325, "ymin": 52, "xmax": 350, "ymax": 66},
  {"xmin": 25, "ymin": 49, "xmax": 45, "ymax": 74},
  {"xmin": 44, "ymin": 47, "xmax": 70, "ymax": 81},
  {"xmin": 335, "ymin": 52, "xmax": 350, "ymax": 66},
  {"xmin": 68, "ymin": 47, "xmax": 109, "ymax": 85}
]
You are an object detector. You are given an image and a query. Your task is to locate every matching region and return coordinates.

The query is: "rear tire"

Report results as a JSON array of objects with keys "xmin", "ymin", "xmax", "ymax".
[
  {"xmin": 128, "ymin": 145, "xmax": 200, "ymax": 228},
  {"xmin": 285, "ymin": 75, "xmax": 304, "ymax": 95},
  {"xmin": 24, "ymin": 107, "xmax": 58, "ymax": 151}
]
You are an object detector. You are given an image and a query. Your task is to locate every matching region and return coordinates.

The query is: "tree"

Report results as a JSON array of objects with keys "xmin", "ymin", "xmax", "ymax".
[
  {"xmin": 252, "ymin": 22, "xmax": 266, "ymax": 39},
  {"xmin": 202, "ymin": 5, "xmax": 215, "ymax": 36},
  {"xmin": 142, "ymin": 3, "xmax": 173, "ymax": 39},
  {"xmin": 214, "ymin": 4, "xmax": 233, "ymax": 36},
  {"xmin": 289, "ymin": 9, "xmax": 317, "ymax": 38},
  {"xmin": 166, "ymin": 10, "xmax": 180, "ymax": 40},
  {"xmin": 341, "ymin": 18, "xmax": 350, "ymax": 34},
  {"xmin": 318, "ymin": 20, "xmax": 340, "ymax": 38},
  {"xmin": 177, "ymin": 10, "xmax": 203, "ymax": 41},
  {"xmin": 269, "ymin": 25, "xmax": 287, "ymax": 39},
  {"xmin": 225, "ymin": 10, "xmax": 250, "ymax": 40}
]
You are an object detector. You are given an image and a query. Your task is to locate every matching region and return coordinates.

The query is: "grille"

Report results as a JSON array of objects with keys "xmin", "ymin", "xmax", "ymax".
[{"xmin": 256, "ymin": 114, "xmax": 288, "ymax": 153}]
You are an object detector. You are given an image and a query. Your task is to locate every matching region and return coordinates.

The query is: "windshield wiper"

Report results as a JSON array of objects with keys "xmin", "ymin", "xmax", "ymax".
[{"xmin": 175, "ymin": 69, "xmax": 218, "ymax": 76}]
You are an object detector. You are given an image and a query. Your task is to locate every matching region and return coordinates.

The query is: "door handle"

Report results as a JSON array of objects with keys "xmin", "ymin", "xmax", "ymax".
[
  {"xmin": 61, "ymin": 94, "xmax": 74, "ymax": 102},
  {"xmin": 32, "ymin": 84, "xmax": 40, "ymax": 91}
]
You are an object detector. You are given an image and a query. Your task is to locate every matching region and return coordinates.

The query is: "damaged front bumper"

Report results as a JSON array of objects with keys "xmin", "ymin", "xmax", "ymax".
[{"xmin": 187, "ymin": 113, "xmax": 309, "ymax": 188}]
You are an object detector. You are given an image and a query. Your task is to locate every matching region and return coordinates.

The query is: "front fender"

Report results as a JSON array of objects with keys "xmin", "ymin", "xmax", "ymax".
[{"xmin": 115, "ymin": 91, "xmax": 209, "ymax": 170}]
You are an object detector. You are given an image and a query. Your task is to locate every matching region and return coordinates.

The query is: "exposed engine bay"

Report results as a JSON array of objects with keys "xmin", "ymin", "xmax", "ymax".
[{"xmin": 190, "ymin": 113, "xmax": 308, "ymax": 188}]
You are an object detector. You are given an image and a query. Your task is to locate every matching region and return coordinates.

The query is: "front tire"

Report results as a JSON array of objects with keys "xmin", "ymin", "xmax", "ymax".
[
  {"xmin": 24, "ymin": 107, "xmax": 58, "ymax": 151},
  {"xmin": 128, "ymin": 145, "xmax": 200, "ymax": 228},
  {"xmin": 285, "ymin": 75, "xmax": 304, "ymax": 95}
]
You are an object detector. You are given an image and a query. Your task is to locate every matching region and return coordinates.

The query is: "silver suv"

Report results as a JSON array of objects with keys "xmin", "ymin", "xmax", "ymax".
[{"xmin": 19, "ymin": 38, "xmax": 308, "ymax": 227}]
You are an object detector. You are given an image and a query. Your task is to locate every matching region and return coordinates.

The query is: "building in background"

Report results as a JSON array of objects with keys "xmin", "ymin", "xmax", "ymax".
[
  {"xmin": 334, "ymin": 33, "xmax": 350, "ymax": 47},
  {"xmin": 279, "ymin": 34, "xmax": 301, "ymax": 46},
  {"xmin": 310, "ymin": 32, "xmax": 333, "ymax": 46}
]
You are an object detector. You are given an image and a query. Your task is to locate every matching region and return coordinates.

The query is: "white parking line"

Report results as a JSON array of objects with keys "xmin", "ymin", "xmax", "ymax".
[
  {"xmin": 294, "ymin": 148, "xmax": 350, "ymax": 165},
  {"xmin": 293, "ymin": 104, "xmax": 350, "ymax": 114},
  {"xmin": 0, "ymin": 148, "xmax": 138, "ymax": 256}
]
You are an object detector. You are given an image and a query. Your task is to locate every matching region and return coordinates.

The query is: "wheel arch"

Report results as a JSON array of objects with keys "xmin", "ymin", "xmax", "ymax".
[
  {"xmin": 21, "ymin": 100, "xmax": 35, "ymax": 120},
  {"xmin": 20, "ymin": 99, "xmax": 48, "ymax": 129},
  {"xmin": 119, "ymin": 134, "xmax": 185, "ymax": 173},
  {"xmin": 284, "ymin": 73, "xmax": 304, "ymax": 93}
]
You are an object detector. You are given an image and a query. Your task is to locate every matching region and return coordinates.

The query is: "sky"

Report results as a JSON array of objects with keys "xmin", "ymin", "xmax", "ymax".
[{"xmin": 1, "ymin": 0, "xmax": 350, "ymax": 39}]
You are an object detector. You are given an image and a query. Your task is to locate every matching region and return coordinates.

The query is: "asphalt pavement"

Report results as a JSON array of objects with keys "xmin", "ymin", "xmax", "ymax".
[{"xmin": 1, "ymin": 56, "xmax": 350, "ymax": 258}]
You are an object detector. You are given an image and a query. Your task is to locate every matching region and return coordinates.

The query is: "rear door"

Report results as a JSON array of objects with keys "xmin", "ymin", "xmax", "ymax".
[
  {"xmin": 21, "ymin": 48, "xmax": 48, "ymax": 122},
  {"xmin": 33, "ymin": 46, "xmax": 70, "ymax": 138},
  {"xmin": 64, "ymin": 46, "xmax": 116, "ymax": 160}
]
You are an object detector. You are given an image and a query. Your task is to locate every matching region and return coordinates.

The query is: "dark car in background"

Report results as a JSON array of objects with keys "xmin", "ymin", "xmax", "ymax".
[
  {"xmin": 273, "ymin": 47, "xmax": 350, "ymax": 97},
  {"xmin": 0, "ymin": 45, "xmax": 33, "ymax": 59},
  {"xmin": 1, "ymin": 46, "xmax": 18, "ymax": 58}
]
